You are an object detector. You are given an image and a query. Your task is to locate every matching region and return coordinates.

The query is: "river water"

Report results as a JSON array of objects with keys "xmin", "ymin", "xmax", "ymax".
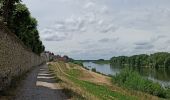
[{"xmin": 83, "ymin": 62, "xmax": 170, "ymax": 86}]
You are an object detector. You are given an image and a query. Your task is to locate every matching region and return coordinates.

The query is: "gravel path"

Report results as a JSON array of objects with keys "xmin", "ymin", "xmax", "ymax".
[{"xmin": 14, "ymin": 64, "xmax": 68, "ymax": 100}]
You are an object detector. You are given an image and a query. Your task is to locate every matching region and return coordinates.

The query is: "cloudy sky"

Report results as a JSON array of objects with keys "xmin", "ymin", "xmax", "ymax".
[{"xmin": 22, "ymin": 0, "xmax": 170, "ymax": 60}]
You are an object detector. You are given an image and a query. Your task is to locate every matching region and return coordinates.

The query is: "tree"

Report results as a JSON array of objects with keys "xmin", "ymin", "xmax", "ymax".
[
  {"xmin": 1, "ymin": 1, "xmax": 45, "ymax": 54},
  {"xmin": 110, "ymin": 52, "xmax": 170, "ymax": 68},
  {"xmin": 164, "ymin": 57, "xmax": 170, "ymax": 69},
  {"xmin": 9, "ymin": 3, "xmax": 44, "ymax": 54},
  {"xmin": 98, "ymin": 59, "xmax": 104, "ymax": 61},
  {"xmin": 1, "ymin": 0, "xmax": 21, "ymax": 25}
]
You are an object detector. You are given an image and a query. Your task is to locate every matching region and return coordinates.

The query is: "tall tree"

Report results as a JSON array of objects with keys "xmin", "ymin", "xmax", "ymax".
[
  {"xmin": 10, "ymin": 3, "xmax": 45, "ymax": 54},
  {"xmin": 1, "ymin": 1, "xmax": 45, "ymax": 54},
  {"xmin": 164, "ymin": 57, "xmax": 170, "ymax": 69},
  {"xmin": 1, "ymin": 0, "xmax": 20, "ymax": 25}
]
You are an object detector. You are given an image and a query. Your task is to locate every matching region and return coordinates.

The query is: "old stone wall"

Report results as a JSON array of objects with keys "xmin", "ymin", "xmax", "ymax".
[{"xmin": 0, "ymin": 23, "xmax": 46, "ymax": 91}]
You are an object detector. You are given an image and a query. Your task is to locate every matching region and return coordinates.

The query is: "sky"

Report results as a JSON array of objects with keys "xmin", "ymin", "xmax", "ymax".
[{"xmin": 22, "ymin": 0, "xmax": 170, "ymax": 60}]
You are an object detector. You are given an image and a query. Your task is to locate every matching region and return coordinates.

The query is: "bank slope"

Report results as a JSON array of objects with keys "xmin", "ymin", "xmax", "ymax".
[{"xmin": 48, "ymin": 61, "xmax": 159, "ymax": 100}]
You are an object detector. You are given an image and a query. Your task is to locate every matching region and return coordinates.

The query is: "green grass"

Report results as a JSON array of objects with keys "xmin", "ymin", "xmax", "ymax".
[
  {"xmin": 112, "ymin": 67, "xmax": 170, "ymax": 98},
  {"xmin": 67, "ymin": 69, "xmax": 81, "ymax": 78},
  {"xmin": 67, "ymin": 69, "xmax": 137, "ymax": 100},
  {"xmin": 72, "ymin": 78, "xmax": 136, "ymax": 100}
]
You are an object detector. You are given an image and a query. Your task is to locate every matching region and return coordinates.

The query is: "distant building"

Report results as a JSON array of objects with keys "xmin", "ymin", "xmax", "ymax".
[
  {"xmin": 44, "ymin": 51, "xmax": 54, "ymax": 61},
  {"xmin": 44, "ymin": 51, "xmax": 72, "ymax": 62},
  {"xmin": 53, "ymin": 55, "xmax": 70, "ymax": 62}
]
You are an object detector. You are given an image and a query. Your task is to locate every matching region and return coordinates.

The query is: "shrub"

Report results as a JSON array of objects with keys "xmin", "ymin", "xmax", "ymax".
[
  {"xmin": 82, "ymin": 66, "xmax": 90, "ymax": 70},
  {"xmin": 112, "ymin": 67, "xmax": 168, "ymax": 98},
  {"xmin": 72, "ymin": 61, "xmax": 84, "ymax": 66},
  {"xmin": 91, "ymin": 68, "xmax": 96, "ymax": 72}
]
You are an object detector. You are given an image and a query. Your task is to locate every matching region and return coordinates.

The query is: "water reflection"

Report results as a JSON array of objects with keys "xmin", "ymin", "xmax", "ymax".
[
  {"xmin": 83, "ymin": 62, "xmax": 170, "ymax": 86},
  {"xmin": 83, "ymin": 62, "xmax": 121, "ymax": 75},
  {"xmin": 138, "ymin": 68, "xmax": 170, "ymax": 86}
]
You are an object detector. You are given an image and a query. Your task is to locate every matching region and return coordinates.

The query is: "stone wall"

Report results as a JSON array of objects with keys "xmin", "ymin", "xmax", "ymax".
[{"xmin": 0, "ymin": 23, "xmax": 46, "ymax": 91}]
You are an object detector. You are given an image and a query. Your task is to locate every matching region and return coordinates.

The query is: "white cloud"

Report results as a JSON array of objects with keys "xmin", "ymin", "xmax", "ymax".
[
  {"xmin": 98, "ymin": 37, "xmax": 119, "ymax": 43},
  {"xmin": 84, "ymin": 2, "xmax": 95, "ymax": 9}
]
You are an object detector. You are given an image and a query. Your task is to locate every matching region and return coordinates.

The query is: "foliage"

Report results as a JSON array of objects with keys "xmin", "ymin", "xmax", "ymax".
[
  {"xmin": 71, "ymin": 60, "xmax": 84, "ymax": 66},
  {"xmin": 1, "ymin": 0, "xmax": 21, "ymax": 24},
  {"xmin": 111, "ymin": 52, "xmax": 170, "ymax": 69},
  {"xmin": 149, "ymin": 52, "xmax": 170, "ymax": 68},
  {"xmin": 164, "ymin": 57, "xmax": 170, "ymax": 69},
  {"xmin": 98, "ymin": 59, "xmax": 105, "ymax": 61},
  {"xmin": 91, "ymin": 68, "xmax": 96, "ymax": 72},
  {"xmin": 93, "ymin": 60, "xmax": 110, "ymax": 64},
  {"xmin": 1, "ymin": 1, "xmax": 45, "ymax": 54},
  {"xmin": 11, "ymin": 3, "xmax": 45, "ymax": 54},
  {"xmin": 112, "ymin": 67, "xmax": 169, "ymax": 98}
]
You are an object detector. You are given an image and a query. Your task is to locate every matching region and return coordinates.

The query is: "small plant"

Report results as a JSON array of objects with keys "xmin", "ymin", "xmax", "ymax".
[
  {"xmin": 91, "ymin": 68, "xmax": 96, "ymax": 72},
  {"xmin": 72, "ymin": 61, "xmax": 84, "ymax": 66},
  {"xmin": 83, "ymin": 66, "xmax": 90, "ymax": 70}
]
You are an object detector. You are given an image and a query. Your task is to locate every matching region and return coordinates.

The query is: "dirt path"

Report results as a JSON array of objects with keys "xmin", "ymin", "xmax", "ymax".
[{"xmin": 14, "ymin": 64, "xmax": 68, "ymax": 100}]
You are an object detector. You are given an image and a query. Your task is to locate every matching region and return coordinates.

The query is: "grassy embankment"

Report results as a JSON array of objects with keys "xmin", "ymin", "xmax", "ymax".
[{"xmin": 48, "ymin": 61, "xmax": 159, "ymax": 100}]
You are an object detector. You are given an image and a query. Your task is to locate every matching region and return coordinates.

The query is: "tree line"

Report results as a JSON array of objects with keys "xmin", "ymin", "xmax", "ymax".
[
  {"xmin": 0, "ymin": 0, "xmax": 45, "ymax": 55},
  {"xmin": 110, "ymin": 52, "xmax": 170, "ymax": 69}
]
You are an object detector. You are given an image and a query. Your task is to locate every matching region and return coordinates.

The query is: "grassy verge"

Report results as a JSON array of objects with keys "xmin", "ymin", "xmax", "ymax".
[{"xmin": 112, "ymin": 67, "xmax": 170, "ymax": 99}]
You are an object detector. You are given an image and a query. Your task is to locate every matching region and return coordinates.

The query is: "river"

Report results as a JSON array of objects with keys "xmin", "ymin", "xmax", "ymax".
[{"xmin": 83, "ymin": 62, "xmax": 170, "ymax": 87}]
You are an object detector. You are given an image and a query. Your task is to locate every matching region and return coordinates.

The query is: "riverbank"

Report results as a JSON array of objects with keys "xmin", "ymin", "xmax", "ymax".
[
  {"xmin": 48, "ymin": 61, "xmax": 159, "ymax": 100},
  {"xmin": 112, "ymin": 67, "xmax": 170, "ymax": 98},
  {"xmin": 83, "ymin": 62, "xmax": 170, "ymax": 87}
]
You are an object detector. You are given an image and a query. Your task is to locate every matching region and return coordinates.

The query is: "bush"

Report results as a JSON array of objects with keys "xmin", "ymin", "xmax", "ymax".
[
  {"xmin": 82, "ymin": 66, "xmax": 90, "ymax": 70},
  {"xmin": 91, "ymin": 68, "xmax": 96, "ymax": 72},
  {"xmin": 72, "ymin": 61, "xmax": 84, "ymax": 66},
  {"xmin": 112, "ymin": 67, "xmax": 168, "ymax": 98}
]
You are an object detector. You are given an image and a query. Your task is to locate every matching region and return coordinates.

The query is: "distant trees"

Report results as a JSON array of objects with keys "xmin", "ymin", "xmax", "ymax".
[
  {"xmin": 98, "ymin": 59, "xmax": 104, "ymax": 61},
  {"xmin": 110, "ymin": 52, "xmax": 170, "ymax": 69},
  {"xmin": 149, "ymin": 52, "xmax": 170, "ymax": 68},
  {"xmin": 0, "ymin": 1, "xmax": 45, "ymax": 54},
  {"xmin": 11, "ymin": 3, "xmax": 45, "ymax": 54},
  {"xmin": 164, "ymin": 57, "xmax": 170, "ymax": 69},
  {"xmin": 111, "ymin": 56, "xmax": 129, "ymax": 66}
]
